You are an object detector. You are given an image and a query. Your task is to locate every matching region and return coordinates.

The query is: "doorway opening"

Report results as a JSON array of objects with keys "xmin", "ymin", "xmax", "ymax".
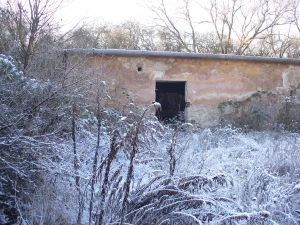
[{"xmin": 155, "ymin": 81, "xmax": 186, "ymax": 122}]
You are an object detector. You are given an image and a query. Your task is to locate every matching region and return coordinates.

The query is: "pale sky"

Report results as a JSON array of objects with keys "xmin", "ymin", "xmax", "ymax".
[{"xmin": 59, "ymin": 0, "xmax": 151, "ymax": 26}]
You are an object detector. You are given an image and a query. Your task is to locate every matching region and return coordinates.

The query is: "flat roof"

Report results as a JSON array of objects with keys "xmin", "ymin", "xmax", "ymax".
[{"xmin": 67, "ymin": 48, "xmax": 300, "ymax": 64}]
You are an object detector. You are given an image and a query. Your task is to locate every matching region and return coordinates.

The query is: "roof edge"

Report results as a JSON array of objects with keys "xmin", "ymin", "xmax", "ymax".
[{"xmin": 66, "ymin": 48, "xmax": 300, "ymax": 64}]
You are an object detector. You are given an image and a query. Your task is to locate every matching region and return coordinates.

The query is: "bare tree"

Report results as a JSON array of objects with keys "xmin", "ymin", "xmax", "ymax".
[
  {"xmin": 143, "ymin": 0, "xmax": 209, "ymax": 53},
  {"xmin": 196, "ymin": 32, "xmax": 223, "ymax": 54},
  {"xmin": 263, "ymin": 26, "xmax": 300, "ymax": 58},
  {"xmin": 0, "ymin": 0, "xmax": 65, "ymax": 71},
  {"xmin": 66, "ymin": 20, "xmax": 159, "ymax": 50},
  {"xmin": 291, "ymin": 0, "xmax": 300, "ymax": 33},
  {"xmin": 202, "ymin": 0, "xmax": 241, "ymax": 54},
  {"xmin": 203, "ymin": 0, "xmax": 293, "ymax": 55},
  {"xmin": 142, "ymin": 0, "xmax": 294, "ymax": 56}
]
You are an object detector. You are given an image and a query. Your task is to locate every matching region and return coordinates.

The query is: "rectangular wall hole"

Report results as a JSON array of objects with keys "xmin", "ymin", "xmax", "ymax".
[{"xmin": 155, "ymin": 81, "xmax": 186, "ymax": 122}]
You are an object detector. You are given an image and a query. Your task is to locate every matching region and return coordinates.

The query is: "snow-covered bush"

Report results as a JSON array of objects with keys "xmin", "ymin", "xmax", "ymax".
[
  {"xmin": 0, "ymin": 54, "xmax": 23, "ymax": 78},
  {"xmin": 114, "ymin": 127, "xmax": 299, "ymax": 225},
  {"xmin": 0, "ymin": 51, "xmax": 104, "ymax": 224},
  {"xmin": 2, "ymin": 89, "xmax": 298, "ymax": 225},
  {"xmin": 56, "ymin": 115, "xmax": 299, "ymax": 225},
  {"xmin": 1, "ymin": 54, "xmax": 299, "ymax": 225}
]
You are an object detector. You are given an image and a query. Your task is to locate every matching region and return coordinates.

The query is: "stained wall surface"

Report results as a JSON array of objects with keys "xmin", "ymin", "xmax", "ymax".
[{"xmin": 74, "ymin": 51, "xmax": 300, "ymax": 127}]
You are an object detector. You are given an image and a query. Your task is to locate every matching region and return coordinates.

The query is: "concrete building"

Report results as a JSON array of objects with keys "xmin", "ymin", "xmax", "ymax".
[{"xmin": 69, "ymin": 49, "xmax": 300, "ymax": 127}]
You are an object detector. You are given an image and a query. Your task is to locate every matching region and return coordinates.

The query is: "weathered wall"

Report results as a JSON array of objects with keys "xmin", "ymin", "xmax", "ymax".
[{"xmin": 78, "ymin": 52, "xmax": 300, "ymax": 127}]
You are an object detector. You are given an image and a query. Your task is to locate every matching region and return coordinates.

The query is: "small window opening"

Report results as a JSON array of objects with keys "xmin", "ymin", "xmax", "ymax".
[{"xmin": 137, "ymin": 67, "xmax": 142, "ymax": 72}]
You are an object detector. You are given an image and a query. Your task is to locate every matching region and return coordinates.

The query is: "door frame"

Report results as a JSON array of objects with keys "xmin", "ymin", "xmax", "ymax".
[{"xmin": 155, "ymin": 80, "xmax": 187, "ymax": 122}]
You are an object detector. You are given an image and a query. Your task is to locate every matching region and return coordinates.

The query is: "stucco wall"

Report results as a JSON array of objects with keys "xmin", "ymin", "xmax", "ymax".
[{"xmin": 76, "ymin": 52, "xmax": 300, "ymax": 127}]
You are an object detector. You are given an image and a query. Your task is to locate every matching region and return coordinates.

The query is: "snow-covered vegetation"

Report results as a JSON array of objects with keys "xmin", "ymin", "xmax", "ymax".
[
  {"xmin": 1, "ymin": 53, "xmax": 299, "ymax": 224},
  {"xmin": 1, "ymin": 0, "xmax": 300, "ymax": 224}
]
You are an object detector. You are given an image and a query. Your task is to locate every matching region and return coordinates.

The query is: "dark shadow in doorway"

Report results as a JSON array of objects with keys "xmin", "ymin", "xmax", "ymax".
[{"xmin": 155, "ymin": 81, "xmax": 186, "ymax": 122}]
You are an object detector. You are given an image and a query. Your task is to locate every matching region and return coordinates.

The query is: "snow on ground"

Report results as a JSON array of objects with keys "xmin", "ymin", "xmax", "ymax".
[{"xmin": 14, "ymin": 121, "xmax": 300, "ymax": 224}]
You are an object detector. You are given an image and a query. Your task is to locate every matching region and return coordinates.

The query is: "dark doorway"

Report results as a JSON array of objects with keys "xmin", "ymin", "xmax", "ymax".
[{"xmin": 155, "ymin": 81, "xmax": 186, "ymax": 122}]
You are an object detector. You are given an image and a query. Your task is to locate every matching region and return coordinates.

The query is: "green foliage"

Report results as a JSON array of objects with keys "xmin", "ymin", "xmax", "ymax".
[
  {"xmin": 218, "ymin": 100, "xmax": 241, "ymax": 112},
  {"xmin": 218, "ymin": 91, "xmax": 277, "ymax": 113},
  {"xmin": 250, "ymin": 90, "xmax": 277, "ymax": 99},
  {"xmin": 217, "ymin": 89, "xmax": 300, "ymax": 131}
]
